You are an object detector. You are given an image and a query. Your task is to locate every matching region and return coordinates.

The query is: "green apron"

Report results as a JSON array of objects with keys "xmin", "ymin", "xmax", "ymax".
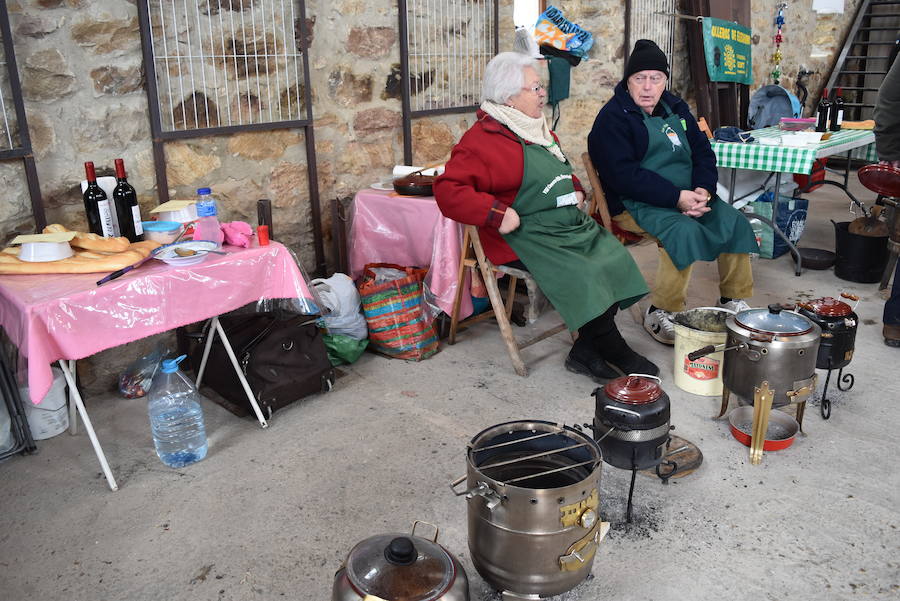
[
  {"xmin": 621, "ymin": 101, "xmax": 757, "ymax": 271},
  {"xmin": 502, "ymin": 138, "xmax": 648, "ymax": 331}
]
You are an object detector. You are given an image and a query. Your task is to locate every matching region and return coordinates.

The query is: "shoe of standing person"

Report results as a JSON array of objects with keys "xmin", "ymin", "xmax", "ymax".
[
  {"xmin": 643, "ymin": 306, "xmax": 676, "ymax": 344},
  {"xmin": 885, "ymin": 323, "xmax": 900, "ymax": 347}
]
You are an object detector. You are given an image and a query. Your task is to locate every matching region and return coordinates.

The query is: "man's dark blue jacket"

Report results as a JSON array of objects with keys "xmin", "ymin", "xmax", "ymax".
[{"xmin": 587, "ymin": 82, "xmax": 718, "ymax": 216}]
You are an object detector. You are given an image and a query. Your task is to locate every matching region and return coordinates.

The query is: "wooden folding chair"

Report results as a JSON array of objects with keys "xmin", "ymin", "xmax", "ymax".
[
  {"xmin": 448, "ymin": 225, "xmax": 568, "ymax": 376},
  {"xmin": 582, "ymin": 152, "xmax": 615, "ymax": 233}
]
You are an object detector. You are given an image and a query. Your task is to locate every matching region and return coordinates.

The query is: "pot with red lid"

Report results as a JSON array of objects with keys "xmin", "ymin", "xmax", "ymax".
[
  {"xmin": 332, "ymin": 521, "xmax": 469, "ymax": 601},
  {"xmin": 591, "ymin": 374, "xmax": 672, "ymax": 523},
  {"xmin": 797, "ymin": 294, "xmax": 858, "ymax": 371},
  {"xmin": 591, "ymin": 375, "xmax": 671, "ymax": 472},
  {"xmin": 797, "ymin": 293, "xmax": 858, "ymax": 419}
]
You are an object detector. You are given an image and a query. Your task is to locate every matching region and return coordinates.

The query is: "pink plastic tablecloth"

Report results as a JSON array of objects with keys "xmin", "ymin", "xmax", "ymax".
[
  {"xmin": 349, "ymin": 188, "xmax": 472, "ymax": 319},
  {"xmin": 0, "ymin": 241, "xmax": 314, "ymax": 404}
]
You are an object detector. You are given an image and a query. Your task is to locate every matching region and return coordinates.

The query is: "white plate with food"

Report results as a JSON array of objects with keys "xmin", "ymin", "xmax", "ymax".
[{"xmin": 153, "ymin": 240, "xmax": 218, "ymax": 266}]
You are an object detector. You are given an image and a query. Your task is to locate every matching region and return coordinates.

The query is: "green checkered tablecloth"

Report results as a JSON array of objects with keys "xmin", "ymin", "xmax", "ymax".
[{"xmin": 712, "ymin": 126, "xmax": 877, "ymax": 175}]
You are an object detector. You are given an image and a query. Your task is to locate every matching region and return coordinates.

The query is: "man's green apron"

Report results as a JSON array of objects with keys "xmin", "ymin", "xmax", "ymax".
[
  {"xmin": 621, "ymin": 101, "xmax": 757, "ymax": 270},
  {"xmin": 502, "ymin": 138, "xmax": 648, "ymax": 332}
]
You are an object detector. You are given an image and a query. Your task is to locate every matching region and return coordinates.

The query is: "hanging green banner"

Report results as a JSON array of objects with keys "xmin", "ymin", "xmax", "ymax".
[{"xmin": 702, "ymin": 17, "xmax": 753, "ymax": 84}]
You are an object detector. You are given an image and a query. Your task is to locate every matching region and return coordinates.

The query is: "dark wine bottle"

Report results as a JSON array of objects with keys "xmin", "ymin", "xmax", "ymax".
[
  {"xmin": 112, "ymin": 158, "xmax": 143, "ymax": 242},
  {"xmin": 815, "ymin": 88, "xmax": 831, "ymax": 133},
  {"xmin": 829, "ymin": 87, "xmax": 844, "ymax": 132},
  {"xmin": 83, "ymin": 161, "xmax": 115, "ymax": 237}
]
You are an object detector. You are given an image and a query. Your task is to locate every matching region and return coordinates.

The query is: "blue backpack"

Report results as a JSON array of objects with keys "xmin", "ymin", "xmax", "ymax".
[{"xmin": 747, "ymin": 85, "xmax": 802, "ymax": 129}]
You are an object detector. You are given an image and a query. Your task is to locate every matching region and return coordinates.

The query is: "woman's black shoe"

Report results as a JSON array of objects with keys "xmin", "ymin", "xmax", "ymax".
[
  {"xmin": 565, "ymin": 351, "xmax": 619, "ymax": 382},
  {"xmin": 604, "ymin": 346, "xmax": 659, "ymax": 377}
]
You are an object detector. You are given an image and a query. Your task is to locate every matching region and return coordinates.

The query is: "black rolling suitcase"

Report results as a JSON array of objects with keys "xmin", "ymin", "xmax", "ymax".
[{"xmin": 188, "ymin": 312, "xmax": 335, "ymax": 418}]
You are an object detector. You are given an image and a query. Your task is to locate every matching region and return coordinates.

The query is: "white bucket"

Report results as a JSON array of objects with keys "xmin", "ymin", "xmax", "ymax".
[
  {"xmin": 19, "ymin": 367, "xmax": 69, "ymax": 440},
  {"xmin": 672, "ymin": 307, "xmax": 733, "ymax": 396}
]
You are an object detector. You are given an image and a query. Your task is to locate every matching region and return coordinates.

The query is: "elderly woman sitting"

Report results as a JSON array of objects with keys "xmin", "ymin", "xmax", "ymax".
[{"xmin": 434, "ymin": 51, "xmax": 656, "ymax": 380}]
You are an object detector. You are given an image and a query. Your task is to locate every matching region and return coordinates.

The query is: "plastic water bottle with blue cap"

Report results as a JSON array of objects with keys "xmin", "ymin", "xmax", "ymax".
[
  {"xmin": 194, "ymin": 187, "xmax": 224, "ymax": 246},
  {"xmin": 148, "ymin": 355, "xmax": 208, "ymax": 468}
]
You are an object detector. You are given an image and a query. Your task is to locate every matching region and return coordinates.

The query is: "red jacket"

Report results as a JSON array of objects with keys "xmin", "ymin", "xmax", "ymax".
[{"xmin": 434, "ymin": 111, "xmax": 583, "ymax": 265}]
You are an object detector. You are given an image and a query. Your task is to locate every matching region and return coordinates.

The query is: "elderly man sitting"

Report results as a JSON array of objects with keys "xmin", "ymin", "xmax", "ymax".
[{"xmin": 588, "ymin": 39, "xmax": 758, "ymax": 344}]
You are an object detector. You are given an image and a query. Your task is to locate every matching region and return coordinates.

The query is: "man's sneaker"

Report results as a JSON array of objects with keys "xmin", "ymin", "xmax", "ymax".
[
  {"xmin": 717, "ymin": 298, "xmax": 751, "ymax": 313},
  {"xmin": 643, "ymin": 307, "xmax": 675, "ymax": 345}
]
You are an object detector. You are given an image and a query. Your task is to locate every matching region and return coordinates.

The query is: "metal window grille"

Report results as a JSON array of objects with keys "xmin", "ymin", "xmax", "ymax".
[
  {"xmin": 399, "ymin": 0, "xmax": 499, "ymax": 164},
  {"xmin": 0, "ymin": 4, "xmax": 45, "ymax": 231},
  {"xmin": 625, "ymin": 0, "xmax": 677, "ymax": 84},
  {"xmin": 138, "ymin": 0, "xmax": 324, "ymax": 272}
]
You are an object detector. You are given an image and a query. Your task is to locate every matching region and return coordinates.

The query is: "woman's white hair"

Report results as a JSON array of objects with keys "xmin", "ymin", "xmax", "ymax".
[{"xmin": 481, "ymin": 52, "xmax": 539, "ymax": 105}]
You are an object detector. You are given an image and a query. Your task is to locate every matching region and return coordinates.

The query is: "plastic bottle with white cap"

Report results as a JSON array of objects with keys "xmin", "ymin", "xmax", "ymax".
[{"xmin": 193, "ymin": 187, "xmax": 224, "ymax": 246}]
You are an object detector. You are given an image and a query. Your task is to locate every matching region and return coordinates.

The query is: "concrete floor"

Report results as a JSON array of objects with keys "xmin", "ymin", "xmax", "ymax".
[{"xmin": 1, "ymin": 177, "xmax": 897, "ymax": 601}]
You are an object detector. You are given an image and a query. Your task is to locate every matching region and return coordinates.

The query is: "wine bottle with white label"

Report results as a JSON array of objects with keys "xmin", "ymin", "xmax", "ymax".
[
  {"xmin": 112, "ymin": 158, "xmax": 144, "ymax": 242},
  {"xmin": 83, "ymin": 161, "xmax": 115, "ymax": 237}
]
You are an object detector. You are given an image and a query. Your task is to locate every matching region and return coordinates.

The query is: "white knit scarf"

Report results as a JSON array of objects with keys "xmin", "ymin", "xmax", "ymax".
[{"xmin": 480, "ymin": 101, "xmax": 567, "ymax": 163}]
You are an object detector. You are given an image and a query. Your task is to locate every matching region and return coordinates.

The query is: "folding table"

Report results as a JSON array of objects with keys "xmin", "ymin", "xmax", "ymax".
[
  {"xmin": 0, "ymin": 241, "xmax": 316, "ymax": 491},
  {"xmin": 712, "ymin": 127, "xmax": 877, "ymax": 275}
]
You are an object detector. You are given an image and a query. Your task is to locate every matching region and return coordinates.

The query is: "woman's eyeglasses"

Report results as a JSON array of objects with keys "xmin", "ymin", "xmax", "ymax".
[{"xmin": 522, "ymin": 83, "xmax": 546, "ymax": 94}]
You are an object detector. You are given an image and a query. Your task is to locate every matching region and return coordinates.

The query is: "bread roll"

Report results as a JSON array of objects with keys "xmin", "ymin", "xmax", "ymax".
[{"xmin": 42, "ymin": 223, "xmax": 131, "ymax": 253}]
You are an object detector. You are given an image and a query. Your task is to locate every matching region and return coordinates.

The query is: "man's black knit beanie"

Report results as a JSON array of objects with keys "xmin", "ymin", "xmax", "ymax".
[{"xmin": 625, "ymin": 39, "xmax": 669, "ymax": 79}]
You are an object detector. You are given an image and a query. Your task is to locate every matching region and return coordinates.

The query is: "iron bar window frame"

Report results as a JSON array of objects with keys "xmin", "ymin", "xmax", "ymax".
[
  {"xmin": 0, "ymin": 3, "xmax": 45, "ymax": 232},
  {"xmin": 136, "ymin": 0, "xmax": 325, "ymax": 273},
  {"xmin": 398, "ymin": 0, "xmax": 499, "ymax": 165}
]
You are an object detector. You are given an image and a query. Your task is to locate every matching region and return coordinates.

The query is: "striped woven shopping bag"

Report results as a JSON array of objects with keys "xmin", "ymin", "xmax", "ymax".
[{"xmin": 357, "ymin": 263, "xmax": 440, "ymax": 361}]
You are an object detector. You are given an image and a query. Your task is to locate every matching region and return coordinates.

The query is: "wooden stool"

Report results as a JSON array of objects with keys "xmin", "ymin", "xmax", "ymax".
[{"xmin": 448, "ymin": 225, "xmax": 568, "ymax": 376}]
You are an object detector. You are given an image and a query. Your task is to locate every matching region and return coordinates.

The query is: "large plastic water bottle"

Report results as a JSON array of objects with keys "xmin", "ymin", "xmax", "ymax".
[
  {"xmin": 193, "ymin": 187, "xmax": 224, "ymax": 246},
  {"xmin": 148, "ymin": 355, "xmax": 208, "ymax": 468}
]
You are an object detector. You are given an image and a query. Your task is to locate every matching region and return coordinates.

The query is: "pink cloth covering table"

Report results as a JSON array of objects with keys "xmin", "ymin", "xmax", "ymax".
[
  {"xmin": 349, "ymin": 188, "xmax": 473, "ymax": 320},
  {"xmin": 0, "ymin": 241, "xmax": 314, "ymax": 490}
]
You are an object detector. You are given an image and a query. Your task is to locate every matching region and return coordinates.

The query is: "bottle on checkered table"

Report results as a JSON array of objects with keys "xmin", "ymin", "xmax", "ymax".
[{"xmin": 147, "ymin": 355, "xmax": 207, "ymax": 468}]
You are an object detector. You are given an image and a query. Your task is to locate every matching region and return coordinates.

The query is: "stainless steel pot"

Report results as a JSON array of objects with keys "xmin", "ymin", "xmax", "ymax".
[
  {"xmin": 451, "ymin": 420, "xmax": 608, "ymax": 599},
  {"xmin": 332, "ymin": 521, "xmax": 469, "ymax": 601},
  {"xmin": 689, "ymin": 304, "xmax": 821, "ymax": 406}
]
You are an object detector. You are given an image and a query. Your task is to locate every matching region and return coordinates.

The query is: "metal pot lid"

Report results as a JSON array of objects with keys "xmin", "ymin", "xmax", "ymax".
[
  {"xmin": 604, "ymin": 375, "xmax": 663, "ymax": 404},
  {"xmin": 734, "ymin": 304, "xmax": 814, "ymax": 336},
  {"xmin": 805, "ymin": 296, "xmax": 852, "ymax": 317},
  {"xmin": 346, "ymin": 534, "xmax": 454, "ymax": 601}
]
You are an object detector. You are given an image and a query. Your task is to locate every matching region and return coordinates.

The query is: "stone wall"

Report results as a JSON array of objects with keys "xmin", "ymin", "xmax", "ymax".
[
  {"xmin": 0, "ymin": 0, "xmax": 860, "ymax": 264},
  {"xmin": 0, "ymin": 1, "xmax": 861, "ymax": 390}
]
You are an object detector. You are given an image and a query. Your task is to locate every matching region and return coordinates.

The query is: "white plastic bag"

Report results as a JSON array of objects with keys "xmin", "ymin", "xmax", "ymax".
[{"xmin": 312, "ymin": 274, "xmax": 369, "ymax": 340}]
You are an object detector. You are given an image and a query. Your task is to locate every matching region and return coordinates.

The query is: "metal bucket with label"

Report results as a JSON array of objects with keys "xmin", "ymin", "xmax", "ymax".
[{"xmin": 673, "ymin": 308, "xmax": 733, "ymax": 396}]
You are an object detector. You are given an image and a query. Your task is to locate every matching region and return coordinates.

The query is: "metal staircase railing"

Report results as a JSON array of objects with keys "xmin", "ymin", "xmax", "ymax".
[{"xmin": 826, "ymin": 0, "xmax": 900, "ymax": 121}]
